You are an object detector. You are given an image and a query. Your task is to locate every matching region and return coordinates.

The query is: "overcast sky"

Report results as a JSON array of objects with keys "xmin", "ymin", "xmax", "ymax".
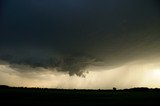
[{"xmin": 0, "ymin": 0, "xmax": 160, "ymax": 89}]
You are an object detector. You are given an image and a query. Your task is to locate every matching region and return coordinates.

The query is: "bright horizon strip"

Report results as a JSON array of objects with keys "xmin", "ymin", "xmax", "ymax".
[{"xmin": 1, "ymin": 60, "xmax": 160, "ymax": 89}]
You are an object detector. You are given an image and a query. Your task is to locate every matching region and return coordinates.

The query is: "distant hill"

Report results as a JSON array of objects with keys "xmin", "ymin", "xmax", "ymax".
[{"xmin": 0, "ymin": 85, "xmax": 159, "ymax": 91}]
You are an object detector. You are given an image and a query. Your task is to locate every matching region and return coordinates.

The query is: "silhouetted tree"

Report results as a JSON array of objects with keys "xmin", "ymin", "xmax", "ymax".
[{"xmin": 113, "ymin": 87, "xmax": 117, "ymax": 91}]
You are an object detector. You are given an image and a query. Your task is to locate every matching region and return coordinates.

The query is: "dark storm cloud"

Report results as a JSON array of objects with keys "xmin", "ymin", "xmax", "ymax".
[{"xmin": 0, "ymin": 0, "xmax": 160, "ymax": 76}]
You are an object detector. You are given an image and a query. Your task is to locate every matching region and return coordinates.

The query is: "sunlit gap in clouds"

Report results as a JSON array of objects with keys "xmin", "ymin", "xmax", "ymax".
[{"xmin": 1, "ymin": 60, "xmax": 160, "ymax": 89}]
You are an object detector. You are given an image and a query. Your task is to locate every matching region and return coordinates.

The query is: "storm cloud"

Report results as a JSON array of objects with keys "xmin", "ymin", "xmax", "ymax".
[{"xmin": 0, "ymin": 0, "xmax": 160, "ymax": 76}]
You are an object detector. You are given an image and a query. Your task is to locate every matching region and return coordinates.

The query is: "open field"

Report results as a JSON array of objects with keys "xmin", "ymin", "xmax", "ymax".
[{"xmin": 1, "ymin": 86, "xmax": 160, "ymax": 105}]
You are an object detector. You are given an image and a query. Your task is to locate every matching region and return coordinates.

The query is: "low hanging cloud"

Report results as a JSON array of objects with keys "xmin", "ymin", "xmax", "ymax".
[
  {"xmin": 0, "ymin": 48, "xmax": 99, "ymax": 76},
  {"xmin": 0, "ymin": 0, "xmax": 160, "ymax": 77}
]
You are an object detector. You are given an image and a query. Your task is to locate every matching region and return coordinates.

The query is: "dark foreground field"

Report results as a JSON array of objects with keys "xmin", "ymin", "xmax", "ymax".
[{"xmin": 1, "ymin": 86, "xmax": 160, "ymax": 105}]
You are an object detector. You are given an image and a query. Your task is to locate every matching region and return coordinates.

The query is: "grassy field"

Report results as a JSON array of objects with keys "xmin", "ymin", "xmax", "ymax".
[{"xmin": 1, "ymin": 86, "xmax": 160, "ymax": 105}]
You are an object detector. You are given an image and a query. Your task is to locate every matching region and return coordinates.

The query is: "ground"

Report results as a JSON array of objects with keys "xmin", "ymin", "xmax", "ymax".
[{"xmin": 0, "ymin": 86, "xmax": 160, "ymax": 105}]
